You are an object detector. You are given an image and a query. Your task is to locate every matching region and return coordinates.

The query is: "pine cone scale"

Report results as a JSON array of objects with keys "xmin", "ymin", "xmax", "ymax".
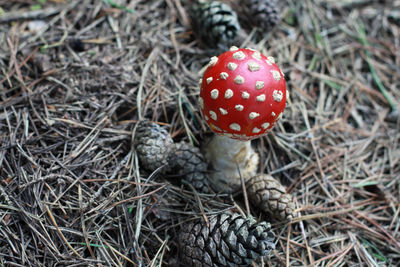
[
  {"xmin": 134, "ymin": 120, "xmax": 174, "ymax": 172},
  {"xmin": 242, "ymin": 0, "xmax": 280, "ymax": 30},
  {"xmin": 247, "ymin": 174, "xmax": 297, "ymax": 221},
  {"xmin": 167, "ymin": 141, "xmax": 211, "ymax": 193},
  {"xmin": 180, "ymin": 213, "xmax": 275, "ymax": 266},
  {"xmin": 207, "ymin": 238, "xmax": 217, "ymax": 258},
  {"xmin": 192, "ymin": 1, "xmax": 240, "ymax": 48}
]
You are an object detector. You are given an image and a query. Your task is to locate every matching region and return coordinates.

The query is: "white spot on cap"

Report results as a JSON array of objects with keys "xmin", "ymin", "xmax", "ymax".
[
  {"xmin": 261, "ymin": 122, "xmax": 270, "ymax": 129},
  {"xmin": 225, "ymin": 89, "xmax": 233, "ymax": 99},
  {"xmin": 199, "ymin": 97, "xmax": 204, "ymax": 109},
  {"xmin": 224, "ymin": 133, "xmax": 234, "ymax": 138},
  {"xmin": 252, "ymin": 127, "xmax": 261, "ymax": 133},
  {"xmin": 230, "ymin": 46, "xmax": 239, "ymax": 51},
  {"xmin": 234, "ymin": 75, "xmax": 245, "ymax": 84},
  {"xmin": 252, "ymin": 51, "xmax": 262, "ymax": 60},
  {"xmin": 255, "ymin": 81, "xmax": 264, "ymax": 89},
  {"xmin": 206, "ymin": 77, "xmax": 213, "ymax": 84},
  {"xmin": 271, "ymin": 70, "xmax": 281, "ymax": 81},
  {"xmin": 211, "ymin": 124, "xmax": 222, "ymax": 132},
  {"xmin": 211, "ymin": 89, "xmax": 219, "ymax": 99},
  {"xmin": 235, "ymin": 104, "xmax": 244, "ymax": 111},
  {"xmin": 242, "ymin": 92, "xmax": 250, "ymax": 99},
  {"xmin": 233, "ymin": 133, "xmax": 249, "ymax": 139},
  {"xmin": 248, "ymin": 61, "xmax": 260, "ymax": 72},
  {"xmin": 273, "ymin": 90, "xmax": 283, "ymax": 102},
  {"xmin": 267, "ymin": 56, "xmax": 275, "ymax": 63},
  {"xmin": 227, "ymin": 62, "xmax": 237, "ymax": 71},
  {"xmin": 246, "ymin": 47, "xmax": 256, "ymax": 51},
  {"xmin": 233, "ymin": 51, "xmax": 245, "ymax": 60},
  {"xmin": 249, "ymin": 112, "xmax": 260, "ymax": 119},
  {"xmin": 209, "ymin": 110, "xmax": 217, "ymax": 120},
  {"xmin": 271, "ymin": 112, "xmax": 276, "ymax": 117},
  {"xmin": 209, "ymin": 56, "xmax": 218, "ymax": 66},
  {"xmin": 229, "ymin": 123, "xmax": 241, "ymax": 131},
  {"xmin": 219, "ymin": 108, "xmax": 228, "ymax": 115},
  {"xmin": 220, "ymin": 72, "xmax": 229, "ymax": 80},
  {"xmin": 256, "ymin": 94, "xmax": 266, "ymax": 102}
]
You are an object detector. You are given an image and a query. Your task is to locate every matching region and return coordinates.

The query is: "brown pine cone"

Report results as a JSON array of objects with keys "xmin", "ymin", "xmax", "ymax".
[
  {"xmin": 247, "ymin": 174, "xmax": 296, "ymax": 221},
  {"xmin": 242, "ymin": 0, "xmax": 280, "ymax": 30},
  {"xmin": 134, "ymin": 120, "xmax": 174, "ymax": 172},
  {"xmin": 192, "ymin": 1, "xmax": 240, "ymax": 48},
  {"xmin": 168, "ymin": 142, "xmax": 211, "ymax": 194},
  {"xmin": 179, "ymin": 212, "xmax": 275, "ymax": 266}
]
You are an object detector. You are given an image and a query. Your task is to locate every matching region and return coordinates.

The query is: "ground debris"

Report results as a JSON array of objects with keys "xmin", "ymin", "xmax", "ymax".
[{"xmin": 0, "ymin": 0, "xmax": 399, "ymax": 266}]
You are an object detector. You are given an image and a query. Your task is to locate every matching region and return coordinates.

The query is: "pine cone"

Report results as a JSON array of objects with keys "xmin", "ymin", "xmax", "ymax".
[
  {"xmin": 192, "ymin": 1, "xmax": 240, "ymax": 48},
  {"xmin": 242, "ymin": 0, "xmax": 280, "ymax": 30},
  {"xmin": 179, "ymin": 212, "xmax": 275, "ymax": 266},
  {"xmin": 168, "ymin": 142, "xmax": 211, "ymax": 194},
  {"xmin": 134, "ymin": 120, "xmax": 174, "ymax": 172},
  {"xmin": 247, "ymin": 174, "xmax": 296, "ymax": 221}
]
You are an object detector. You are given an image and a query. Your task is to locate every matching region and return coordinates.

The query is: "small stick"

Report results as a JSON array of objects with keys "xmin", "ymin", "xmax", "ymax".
[
  {"xmin": 0, "ymin": 5, "xmax": 68, "ymax": 23},
  {"xmin": 238, "ymin": 164, "xmax": 251, "ymax": 217},
  {"xmin": 45, "ymin": 205, "xmax": 83, "ymax": 259}
]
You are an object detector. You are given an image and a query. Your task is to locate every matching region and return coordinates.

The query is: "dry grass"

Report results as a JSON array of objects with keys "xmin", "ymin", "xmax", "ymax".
[{"xmin": 0, "ymin": 0, "xmax": 399, "ymax": 266}]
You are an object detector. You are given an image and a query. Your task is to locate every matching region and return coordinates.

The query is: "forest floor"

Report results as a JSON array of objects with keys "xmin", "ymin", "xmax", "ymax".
[{"xmin": 0, "ymin": 0, "xmax": 399, "ymax": 266}]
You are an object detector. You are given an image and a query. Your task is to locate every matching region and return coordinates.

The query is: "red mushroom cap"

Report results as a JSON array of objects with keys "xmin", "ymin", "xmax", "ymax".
[{"xmin": 199, "ymin": 47, "xmax": 287, "ymax": 141}]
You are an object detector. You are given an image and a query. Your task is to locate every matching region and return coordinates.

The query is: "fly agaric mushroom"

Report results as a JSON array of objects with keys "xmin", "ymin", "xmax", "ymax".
[{"xmin": 199, "ymin": 46, "xmax": 287, "ymax": 192}]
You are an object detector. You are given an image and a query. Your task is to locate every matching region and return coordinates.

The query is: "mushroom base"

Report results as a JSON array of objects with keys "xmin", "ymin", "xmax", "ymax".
[{"xmin": 202, "ymin": 135, "xmax": 259, "ymax": 193}]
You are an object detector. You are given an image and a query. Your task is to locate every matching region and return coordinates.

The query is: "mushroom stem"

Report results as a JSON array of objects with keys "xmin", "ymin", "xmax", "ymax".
[{"xmin": 202, "ymin": 135, "xmax": 259, "ymax": 192}]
